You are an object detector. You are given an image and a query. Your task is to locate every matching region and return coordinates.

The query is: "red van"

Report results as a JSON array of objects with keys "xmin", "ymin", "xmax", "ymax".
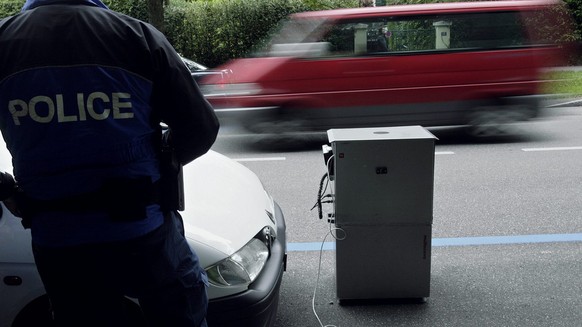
[{"xmin": 199, "ymin": 0, "xmax": 574, "ymax": 136}]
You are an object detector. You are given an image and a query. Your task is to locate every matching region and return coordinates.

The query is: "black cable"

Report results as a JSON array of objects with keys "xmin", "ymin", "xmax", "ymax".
[{"xmin": 311, "ymin": 172, "xmax": 328, "ymax": 219}]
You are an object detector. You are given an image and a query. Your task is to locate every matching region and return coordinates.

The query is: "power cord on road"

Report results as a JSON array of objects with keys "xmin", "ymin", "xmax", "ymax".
[
  {"xmin": 312, "ymin": 223, "xmax": 345, "ymax": 327},
  {"xmin": 311, "ymin": 156, "xmax": 345, "ymax": 327}
]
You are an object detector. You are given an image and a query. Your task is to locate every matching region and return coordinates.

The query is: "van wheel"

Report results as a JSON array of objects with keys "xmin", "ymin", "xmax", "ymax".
[
  {"xmin": 467, "ymin": 104, "xmax": 530, "ymax": 137},
  {"xmin": 244, "ymin": 107, "xmax": 308, "ymax": 135},
  {"xmin": 246, "ymin": 119, "xmax": 306, "ymax": 134}
]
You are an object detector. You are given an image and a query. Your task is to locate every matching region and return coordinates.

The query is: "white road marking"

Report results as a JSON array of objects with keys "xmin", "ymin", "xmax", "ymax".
[
  {"xmin": 234, "ymin": 157, "xmax": 287, "ymax": 162},
  {"xmin": 235, "ymin": 152, "xmax": 453, "ymax": 162},
  {"xmin": 522, "ymin": 146, "xmax": 582, "ymax": 152}
]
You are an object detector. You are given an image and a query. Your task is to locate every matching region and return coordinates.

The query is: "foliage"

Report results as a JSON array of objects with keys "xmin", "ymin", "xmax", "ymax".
[
  {"xmin": 0, "ymin": 0, "xmax": 23, "ymax": 17},
  {"xmin": 300, "ymin": 0, "xmax": 359, "ymax": 10},
  {"xmin": 104, "ymin": 0, "xmax": 149, "ymax": 21},
  {"xmin": 0, "ymin": 0, "xmax": 150, "ymax": 19},
  {"xmin": 564, "ymin": 0, "xmax": 582, "ymax": 38},
  {"xmin": 164, "ymin": 0, "xmax": 357, "ymax": 67}
]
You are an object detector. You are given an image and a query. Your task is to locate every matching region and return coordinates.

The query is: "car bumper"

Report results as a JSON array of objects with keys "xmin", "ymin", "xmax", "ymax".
[{"xmin": 206, "ymin": 202, "xmax": 287, "ymax": 327}]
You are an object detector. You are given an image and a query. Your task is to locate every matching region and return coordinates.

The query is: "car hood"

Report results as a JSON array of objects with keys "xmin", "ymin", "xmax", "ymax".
[
  {"xmin": 180, "ymin": 150, "xmax": 276, "ymax": 268},
  {"xmin": 0, "ymin": 144, "xmax": 275, "ymax": 269}
]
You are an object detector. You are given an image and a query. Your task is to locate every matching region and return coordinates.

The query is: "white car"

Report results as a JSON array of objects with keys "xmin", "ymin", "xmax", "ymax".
[
  {"xmin": 181, "ymin": 56, "xmax": 231, "ymax": 84},
  {"xmin": 0, "ymin": 142, "xmax": 287, "ymax": 327}
]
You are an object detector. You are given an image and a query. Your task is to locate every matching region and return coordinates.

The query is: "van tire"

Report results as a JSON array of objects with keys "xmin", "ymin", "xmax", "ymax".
[
  {"xmin": 466, "ymin": 103, "xmax": 530, "ymax": 137},
  {"xmin": 244, "ymin": 106, "xmax": 308, "ymax": 135},
  {"xmin": 245, "ymin": 118, "xmax": 305, "ymax": 134}
]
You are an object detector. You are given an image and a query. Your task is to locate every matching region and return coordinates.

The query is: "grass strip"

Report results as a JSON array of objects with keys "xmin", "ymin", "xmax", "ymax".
[{"xmin": 542, "ymin": 69, "xmax": 582, "ymax": 98}]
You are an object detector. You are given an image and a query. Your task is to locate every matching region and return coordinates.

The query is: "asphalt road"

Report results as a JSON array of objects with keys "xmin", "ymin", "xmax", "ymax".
[{"xmin": 211, "ymin": 103, "xmax": 582, "ymax": 327}]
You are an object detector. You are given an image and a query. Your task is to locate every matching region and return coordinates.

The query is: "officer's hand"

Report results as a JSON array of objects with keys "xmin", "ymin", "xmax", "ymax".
[
  {"xmin": 0, "ymin": 172, "xmax": 22, "ymax": 218},
  {"xmin": 3, "ymin": 196, "xmax": 22, "ymax": 218},
  {"xmin": 0, "ymin": 171, "xmax": 17, "ymax": 199}
]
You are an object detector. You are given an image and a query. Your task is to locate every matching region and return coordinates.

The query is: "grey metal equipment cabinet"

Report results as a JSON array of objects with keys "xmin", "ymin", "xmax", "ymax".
[{"xmin": 327, "ymin": 126, "xmax": 437, "ymax": 302}]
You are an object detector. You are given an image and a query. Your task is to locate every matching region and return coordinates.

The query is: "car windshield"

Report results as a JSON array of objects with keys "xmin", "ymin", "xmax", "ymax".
[
  {"xmin": 0, "ymin": 141, "xmax": 12, "ymax": 223},
  {"xmin": 252, "ymin": 17, "xmax": 330, "ymax": 57},
  {"xmin": 182, "ymin": 58, "xmax": 207, "ymax": 72},
  {"xmin": 0, "ymin": 141, "xmax": 12, "ymax": 173}
]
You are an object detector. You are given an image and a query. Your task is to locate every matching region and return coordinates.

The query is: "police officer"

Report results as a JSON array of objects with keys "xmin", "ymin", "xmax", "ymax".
[{"xmin": 0, "ymin": 1, "xmax": 219, "ymax": 326}]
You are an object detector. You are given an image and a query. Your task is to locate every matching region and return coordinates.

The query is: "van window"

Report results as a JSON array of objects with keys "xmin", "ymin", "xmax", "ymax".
[
  {"xmin": 268, "ymin": 17, "xmax": 327, "ymax": 45},
  {"xmin": 448, "ymin": 12, "xmax": 526, "ymax": 49},
  {"xmin": 382, "ymin": 12, "xmax": 526, "ymax": 51},
  {"xmin": 321, "ymin": 20, "xmax": 388, "ymax": 55},
  {"xmin": 263, "ymin": 11, "xmax": 534, "ymax": 59},
  {"xmin": 259, "ymin": 9, "xmax": 559, "ymax": 59},
  {"xmin": 320, "ymin": 11, "xmax": 529, "ymax": 56},
  {"xmin": 258, "ymin": 17, "xmax": 330, "ymax": 57}
]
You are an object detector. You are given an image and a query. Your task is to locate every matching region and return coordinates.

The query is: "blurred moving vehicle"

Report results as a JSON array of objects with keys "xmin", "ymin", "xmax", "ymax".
[
  {"xmin": 0, "ymin": 140, "xmax": 287, "ymax": 327},
  {"xmin": 199, "ymin": 0, "xmax": 575, "ymax": 136}
]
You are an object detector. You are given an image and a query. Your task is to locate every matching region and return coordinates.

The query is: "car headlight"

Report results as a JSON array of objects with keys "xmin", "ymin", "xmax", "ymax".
[
  {"xmin": 206, "ymin": 227, "xmax": 274, "ymax": 287},
  {"xmin": 200, "ymin": 83, "xmax": 262, "ymax": 97}
]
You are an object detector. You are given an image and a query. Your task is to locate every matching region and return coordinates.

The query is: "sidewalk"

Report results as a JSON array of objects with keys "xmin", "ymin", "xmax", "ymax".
[{"xmin": 545, "ymin": 96, "xmax": 582, "ymax": 108}]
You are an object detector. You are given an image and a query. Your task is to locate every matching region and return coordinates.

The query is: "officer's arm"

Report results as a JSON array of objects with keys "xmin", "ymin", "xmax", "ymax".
[{"xmin": 150, "ymin": 43, "xmax": 220, "ymax": 166}]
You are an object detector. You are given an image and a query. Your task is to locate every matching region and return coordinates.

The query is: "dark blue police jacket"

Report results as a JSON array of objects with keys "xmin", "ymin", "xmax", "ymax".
[{"xmin": 0, "ymin": 0, "xmax": 219, "ymax": 246}]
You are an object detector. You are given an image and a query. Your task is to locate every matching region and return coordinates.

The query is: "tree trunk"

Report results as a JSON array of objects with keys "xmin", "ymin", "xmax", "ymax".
[{"xmin": 148, "ymin": 0, "xmax": 165, "ymax": 32}]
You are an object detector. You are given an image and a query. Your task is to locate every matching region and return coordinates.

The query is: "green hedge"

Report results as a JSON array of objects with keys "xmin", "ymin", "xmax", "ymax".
[
  {"xmin": 0, "ymin": 0, "xmax": 23, "ymax": 16},
  {"xmin": 108, "ymin": 0, "xmax": 359, "ymax": 67},
  {"xmin": 166, "ymin": 0, "xmax": 300, "ymax": 66},
  {"xmin": 105, "ymin": 0, "xmax": 149, "ymax": 22},
  {"xmin": 0, "ymin": 0, "xmax": 149, "ymax": 21},
  {"xmin": 162, "ymin": 0, "xmax": 357, "ymax": 67}
]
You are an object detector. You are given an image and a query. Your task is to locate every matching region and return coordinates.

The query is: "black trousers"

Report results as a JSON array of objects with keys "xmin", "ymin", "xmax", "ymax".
[{"xmin": 32, "ymin": 212, "xmax": 208, "ymax": 327}]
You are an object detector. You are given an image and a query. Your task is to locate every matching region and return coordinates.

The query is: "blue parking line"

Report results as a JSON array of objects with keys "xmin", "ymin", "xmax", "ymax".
[{"xmin": 287, "ymin": 233, "xmax": 582, "ymax": 252}]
